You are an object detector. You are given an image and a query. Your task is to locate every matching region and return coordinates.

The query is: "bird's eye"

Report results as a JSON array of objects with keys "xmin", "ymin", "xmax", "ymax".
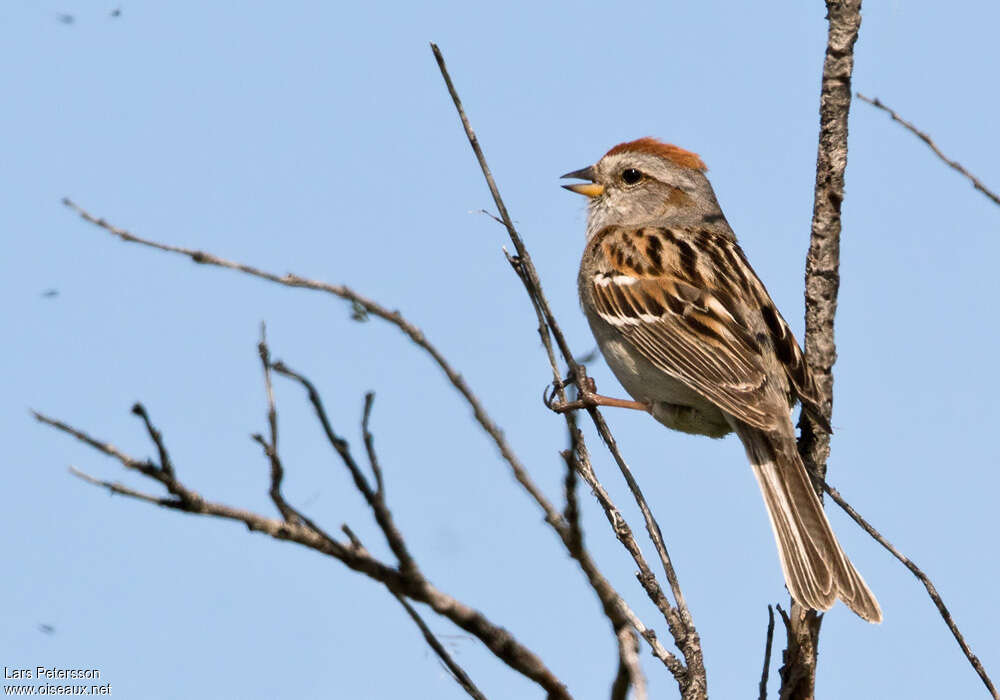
[{"xmin": 621, "ymin": 168, "xmax": 643, "ymax": 185}]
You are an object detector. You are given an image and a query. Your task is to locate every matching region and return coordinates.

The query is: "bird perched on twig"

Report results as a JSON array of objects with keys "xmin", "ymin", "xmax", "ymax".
[{"xmin": 559, "ymin": 137, "xmax": 881, "ymax": 622}]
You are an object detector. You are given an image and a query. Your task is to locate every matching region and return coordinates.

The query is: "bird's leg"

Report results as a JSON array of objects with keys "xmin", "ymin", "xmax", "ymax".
[
  {"xmin": 554, "ymin": 392, "xmax": 652, "ymax": 413},
  {"xmin": 545, "ymin": 368, "xmax": 652, "ymax": 414}
]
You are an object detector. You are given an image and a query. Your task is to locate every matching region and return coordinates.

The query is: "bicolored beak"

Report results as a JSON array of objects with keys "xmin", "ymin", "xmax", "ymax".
[{"xmin": 561, "ymin": 166, "xmax": 604, "ymax": 197}]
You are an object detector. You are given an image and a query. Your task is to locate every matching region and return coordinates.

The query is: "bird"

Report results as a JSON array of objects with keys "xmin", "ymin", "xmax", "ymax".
[{"xmin": 560, "ymin": 137, "xmax": 881, "ymax": 622}]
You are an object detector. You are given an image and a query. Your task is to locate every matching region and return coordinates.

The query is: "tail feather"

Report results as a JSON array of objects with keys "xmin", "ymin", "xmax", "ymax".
[{"xmin": 733, "ymin": 423, "xmax": 882, "ymax": 623}]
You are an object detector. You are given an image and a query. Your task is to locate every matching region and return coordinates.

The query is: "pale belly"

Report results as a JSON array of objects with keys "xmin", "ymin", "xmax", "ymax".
[{"xmin": 589, "ymin": 318, "xmax": 733, "ymax": 439}]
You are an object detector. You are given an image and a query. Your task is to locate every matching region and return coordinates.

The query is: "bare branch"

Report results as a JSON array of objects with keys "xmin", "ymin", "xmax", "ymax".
[
  {"xmin": 392, "ymin": 593, "xmax": 488, "ymax": 700},
  {"xmin": 857, "ymin": 93, "xmax": 1000, "ymax": 207},
  {"xmin": 798, "ymin": 0, "xmax": 862, "ymax": 488},
  {"xmin": 518, "ymin": 249, "xmax": 685, "ymax": 679},
  {"xmin": 791, "ymin": 17, "xmax": 998, "ymax": 700},
  {"xmin": 60, "ymin": 197, "xmax": 568, "ymax": 536},
  {"xmin": 46, "ymin": 409, "xmax": 572, "ymax": 700},
  {"xmin": 786, "ymin": 2, "xmax": 863, "ymax": 698},
  {"xmin": 758, "ymin": 606, "xmax": 775, "ymax": 700},
  {"xmin": 561, "ymin": 415, "xmax": 685, "ymax": 683},
  {"xmin": 269, "ymin": 360, "xmax": 419, "ymax": 578},
  {"xmin": 431, "ymin": 43, "xmax": 704, "ymax": 696},
  {"xmin": 820, "ymin": 481, "xmax": 998, "ymax": 700},
  {"xmin": 517, "ymin": 250, "xmax": 686, "ymax": 679},
  {"xmin": 561, "ymin": 411, "xmax": 582, "ymax": 549},
  {"xmin": 59, "ymin": 196, "xmax": 663, "ymax": 695},
  {"xmin": 563, "ymin": 423, "xmax": 685, "ymax": 671}
]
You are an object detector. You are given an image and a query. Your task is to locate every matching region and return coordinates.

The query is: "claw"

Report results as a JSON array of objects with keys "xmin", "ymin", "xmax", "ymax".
[{"xmin": 544, "ymin": 368, "xmax": 586, "ymax": 411}]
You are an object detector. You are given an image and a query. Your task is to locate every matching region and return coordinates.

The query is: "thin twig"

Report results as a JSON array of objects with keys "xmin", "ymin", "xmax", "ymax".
[
  {"xmin": 519, "ymin": 244, "xmax": 686, "ymax": 678},
  {"xmin": 341, "ymin": 524, "xmax": 365, "ymax": 551},
  {"xmin": 857, "ymin": 94, "xmax": 1000, "ymax": 207},
  {"xmin": 256, "ymin": 325, "xmax": 297, "ymax": 523},
  {"xmin": 758, "ymin": 605, "xmax": 775, "ymax": 700},
  {"xmin": 69, "ymin": 466, "xmax": 179, "ymax": 507},
  {"xmin": 392, "ymin": 593, "xmax": 488, "ymax": 700},
  {"xmin": 431, "ymin": 42, "xmax": 703, "ymax": 695},
  {"xmin": 35, "ymin": 411, "xmax": 155, "ymax": 474},
  {"xmin": 564, "ymin": 425, "xmax": 685, "ymax": 658},
  {"xmin": 361, "ymin": 392, "xmax": 385, "ymax": 497},
  {"xmin": 775, "ymin": 604, "xmax": 790, "ymax": 631},
  {"xmin": 130, "ymin": 403, "xmax": 174, "ymax": 478},
  {"xmin": 518, "ymin": 243, "xmax": 686, "ymax": 677},
  {"xmin": 820, "ymin": 481, "xmax": 998, "ymax": 700}
]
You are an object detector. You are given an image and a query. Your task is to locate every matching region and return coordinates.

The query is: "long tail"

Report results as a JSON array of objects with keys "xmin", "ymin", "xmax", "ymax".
[{"xmin": 732, "ymin": 423, "xmax": 882, "ymax": 623}]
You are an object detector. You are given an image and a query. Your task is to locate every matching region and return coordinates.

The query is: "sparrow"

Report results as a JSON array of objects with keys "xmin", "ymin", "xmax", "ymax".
[{"xmin": 560, "ymin": 137, "xmax": 881, "ymax": 622}]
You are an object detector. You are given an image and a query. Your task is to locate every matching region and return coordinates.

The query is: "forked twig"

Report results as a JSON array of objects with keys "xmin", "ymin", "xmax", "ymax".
[{"xmin": 269, "ymin": 359, "xmax": 419, "ymax": 579}]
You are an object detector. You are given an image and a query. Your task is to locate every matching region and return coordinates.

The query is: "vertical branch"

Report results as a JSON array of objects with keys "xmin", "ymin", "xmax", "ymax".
[
  {"xmin": 797, "ymin": 0, "xmax": 862, "ymax": 482},
  {"xmin": 785, "ymin": 2, "xmax": 862, "ymax": 700}
]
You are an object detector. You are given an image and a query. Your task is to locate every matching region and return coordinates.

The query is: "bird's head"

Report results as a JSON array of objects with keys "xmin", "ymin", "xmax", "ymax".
[{"xmin": 562, "ymin": 137, "xmax": 725, "ymax": 238}]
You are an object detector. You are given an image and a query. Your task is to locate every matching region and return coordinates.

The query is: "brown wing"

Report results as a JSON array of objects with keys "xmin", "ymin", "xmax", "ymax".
[
  {"xmin": 586, "ymin": 226, "xmax": 785, "ymax": 431},
  {"xmin": 725, "ymin": 243, "xmax": 831, "ymax": 432}
]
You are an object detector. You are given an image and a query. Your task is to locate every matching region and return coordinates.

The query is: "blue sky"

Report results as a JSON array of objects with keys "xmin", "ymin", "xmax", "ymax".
[{"xmin": 3, "ymin": 1, "xmax": 998, "ymax": 698}]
